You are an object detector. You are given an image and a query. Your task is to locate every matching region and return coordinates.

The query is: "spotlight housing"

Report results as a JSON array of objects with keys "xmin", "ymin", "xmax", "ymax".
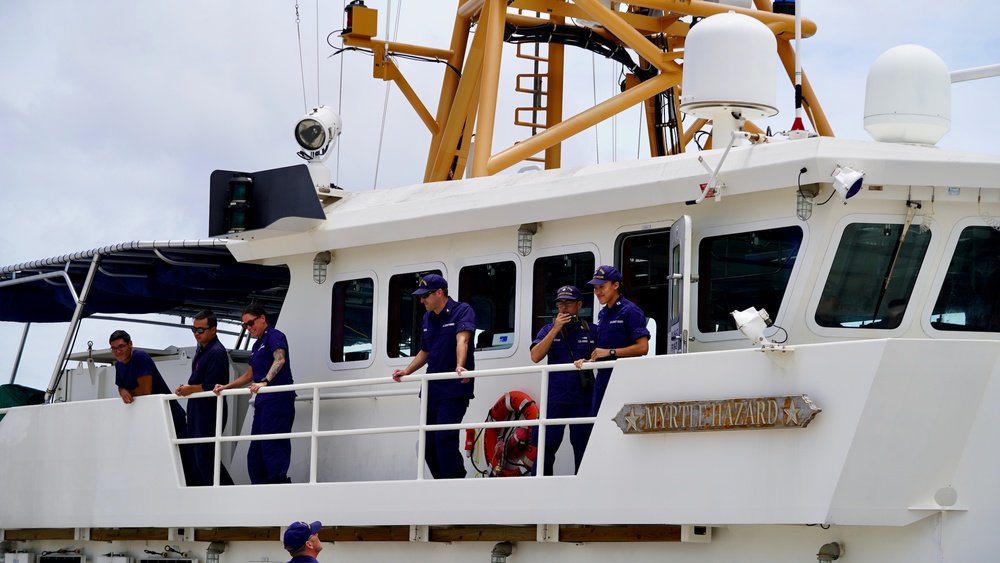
[
  {"xmin": 295, "ymin": 106, "xmax": 343, "ymax": 162},
  {"xmin": 831, "ymin": 166, "xmax": 865, "ymax": 202}
]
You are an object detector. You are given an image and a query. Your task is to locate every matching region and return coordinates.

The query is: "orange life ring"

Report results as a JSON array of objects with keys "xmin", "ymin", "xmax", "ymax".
[{"xmin": 482, "ymin": 391, "xmax": 539, "ymax": 477}]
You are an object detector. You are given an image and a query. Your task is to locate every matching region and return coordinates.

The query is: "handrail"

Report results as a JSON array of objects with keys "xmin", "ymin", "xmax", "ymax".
[{"xmin": 165, "ymin": 360, "xmax": 617, "ymax": 485}]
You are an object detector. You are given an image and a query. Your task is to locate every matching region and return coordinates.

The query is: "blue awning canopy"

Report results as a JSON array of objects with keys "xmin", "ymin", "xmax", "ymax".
[{"xmin": 0, "ymin": 240, "xmax": 289, "ymax": 323}]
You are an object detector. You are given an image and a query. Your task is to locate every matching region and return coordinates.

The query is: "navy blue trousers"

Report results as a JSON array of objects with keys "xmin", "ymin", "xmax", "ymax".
[
  {"xmin": 248, "ymin": 396, "xmax": 295, "ymax": 484},
  {"xmin": 425, "ymin": 398, "xmax": 469, "ymax": 479},
  {"xmin": 532, "ymin": 401, "xmax": 593, "ymax": 475},
  {"xmin": 187, "ymin": 397, "xmax": 234, "ymax": 486}
]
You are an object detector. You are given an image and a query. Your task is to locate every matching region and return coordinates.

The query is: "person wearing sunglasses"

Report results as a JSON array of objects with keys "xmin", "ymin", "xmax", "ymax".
[
  {"xmin": 109, "ymin": 329, "xmax": 198, "ymax": 485},
  {"xmin": 391, "ymin": 274, "xmax": 476, "ymax": 479},
  {"xmin": 174, "ymin": 310, "xmax": 234, "ymax": 486},
  {"xmin": 213, "ymin": 303, "xmax": 296, "ymax": 484},
  {"xmin": 528, "ymin": 285, "xmax": 595, "ymax": 476}
]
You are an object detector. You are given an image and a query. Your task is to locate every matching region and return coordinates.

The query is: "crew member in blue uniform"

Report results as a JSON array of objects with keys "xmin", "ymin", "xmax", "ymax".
[
  {"xmin": 110, "ymin": 329, "xmax": 198, "ymax": 485},
  {"xmin": 174, "ymin": 310, "xmax": 234, "ymax": 486},
  {"xmin": 283, "ymin": 520, "xmax": 323, "ymax": 563},
  {"xmin": 213, "ymin": 304, "xmax": 296, "ymax": 484},
  {"xmin": 576, "ymin": 265, "xmax": 650, "ymax": 416},
  {"xmin": 392, "ymin": 274, "xmax": 476, "ymax": 479},
  {"xmin": 529, "ymin": 285, "xmax": 595, "ymax": 475}
]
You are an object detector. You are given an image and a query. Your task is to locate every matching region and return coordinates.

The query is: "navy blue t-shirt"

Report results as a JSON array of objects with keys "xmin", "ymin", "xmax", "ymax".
[
  {"xmin": 115, "ymin": 349, "xmax": 172, "ymax": 396},
  {"xmin": 188, "ymin": 336, "xmax": 230, "ymax": 390},
  {"xmin": 531, "ymin": 321, "xmax": 594, "ymax": 404},
  {"xmin": 421, "ymin": 297, "xmax": 476, "ymax": 400},
  {"xmin": 250, "ymin": 326, "xmax": 296, "ymax": 403}
]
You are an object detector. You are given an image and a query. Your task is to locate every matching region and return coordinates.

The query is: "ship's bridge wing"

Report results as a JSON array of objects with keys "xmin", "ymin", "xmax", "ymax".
[{"xmin": 0, "ymin": 240, "xmax": 289, "ymax": 323}]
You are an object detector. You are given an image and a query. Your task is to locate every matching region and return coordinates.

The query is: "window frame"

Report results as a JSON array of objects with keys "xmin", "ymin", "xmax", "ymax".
[
  {"xmin": 456, "ymin": 252, "xmax": 522, "ymax": 360},
  {"xmin": 326, "ymin": 269, "xmax": 379, "ymax": 371},
  {"xmin": 526, "ymin": 243, "xmax": 599, "ymax": 342},
  {"xmin": 923, "ymin": 216, "xmax": 1000, "ymax": 338},
  {"xmin": 692, "ymin": 219, "xmax": 809, "ymax": 343},
  {"xmin": 807, "ymin": 213, "xmax": 939, "ymax": 338}
]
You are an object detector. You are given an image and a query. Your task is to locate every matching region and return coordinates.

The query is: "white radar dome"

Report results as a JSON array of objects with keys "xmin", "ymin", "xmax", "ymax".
[
  {"xmin": 680, "ymin": 12, "xmax": 778, "ymax": 119},
  {"xmin": 864, "ymin": 45, "xmax": 951, "ymax": 145}
]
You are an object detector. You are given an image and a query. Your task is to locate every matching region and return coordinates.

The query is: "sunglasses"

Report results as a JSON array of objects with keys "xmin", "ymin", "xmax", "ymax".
[
  {"xmin": 191, "ymin": 326, "xmax": 214, "ymax": 334},
  {"xmin": 242, "ymin": 316, "xmax": 260, "ymax": 329}
]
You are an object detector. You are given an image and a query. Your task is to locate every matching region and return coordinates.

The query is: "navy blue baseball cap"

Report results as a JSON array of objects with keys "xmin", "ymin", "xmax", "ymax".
[
  {"xmin": 412, "ymin": 274, "xmax": 448, "ymax": 295},
  {"xmin": 284, "ymin": 520, "xmax": 322, "ymax": 552},
  {"xmin": 554, "ymin": 285, "xmax": 583, "ymax": 302},
  {"xmin": 588, "ymin": 265, "xmax": 622, "ymax": 285}
]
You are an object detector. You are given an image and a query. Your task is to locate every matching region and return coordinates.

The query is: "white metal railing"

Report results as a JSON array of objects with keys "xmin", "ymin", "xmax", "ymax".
[{"xmin": 164, "ymin": 360, "xmax": 616, "ymax": 485}]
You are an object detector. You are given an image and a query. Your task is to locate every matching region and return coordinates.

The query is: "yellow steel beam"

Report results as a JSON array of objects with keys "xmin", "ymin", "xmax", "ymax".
[
  {"xmin": 425, "ymin": 0, "xmax": 475, "ymax": 181},
  {"xmin": 342, "ymin": 36, "xmax": 454, "ymax": 62},
  {"xmin": 371, "ymin": 44, "xmax": 439, "ymax": 136},
  {"xmin": 428, "ymin": 4, "xmax": 491, "ymax": 182},
  {"xmin": 573, "ymin": 0, "xmax": 679, "ymax": 74},
  {"xmin": 487, "ymin": 71, "xmax": 679, "ymax": 175},
  {"xmin": 470, "ymin": 0, "xmax": 508, "ymax": 177},
  {"xmin": 545, "ymin": 18, "xmax": 565, "ymax": 170}
]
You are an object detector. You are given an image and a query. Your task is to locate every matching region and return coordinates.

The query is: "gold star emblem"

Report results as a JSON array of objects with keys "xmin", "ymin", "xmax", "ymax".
[{"xmin": 784, "ymin": 406, "xmax": 799, "ymax": 425}]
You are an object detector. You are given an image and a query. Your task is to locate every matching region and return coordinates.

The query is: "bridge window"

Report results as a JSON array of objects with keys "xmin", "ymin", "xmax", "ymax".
[
  {"xmin": 387, "ymin": 269, "xmax": 442, "ymax": 358},
  {"xmin": 459, "ymin": 261, "xmax": 517, "ymax": 351},
  {"xmin": 330, "ymin": 276, "xmax": 374, "ymax": 363},
  {"xmin": 530, "ymin": 251, "xmax": 596, "ymax": 338},
  {"xmin": 816, "ymin": 223, "xmax": 931, "ymax": 328},
  {"xmin": 931, "ymin": 226, "xmax": 1000, "ymax": 332},
  {"xmin": 698, "ymin": 226, "xmax": 803, "ymax": 333}
]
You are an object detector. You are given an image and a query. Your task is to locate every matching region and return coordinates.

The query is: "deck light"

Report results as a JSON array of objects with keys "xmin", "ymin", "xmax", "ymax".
[
  {"xmin": 831, "ymin": 166, "xmax": 865, "ymax": 202},
  {"xmin": 731, "ymin": 306, "xmax": 772, "ymax": 346},
  {"xmin": 490, "ymin": 541, "xmax": 514, "ymax": 563},
  {"xmin": 295, "ymin": 106, "xmax": 342, "ymax": 163},
  {"xmin": 313, "ymin": 251, "xmax": 332, "ymax": 284},
  {"xmin": 817, "ymin": 542, "xmax": 842, "ymax": 561},
  {"xmin": 517, "ymin": 223, "xmax": 538, "ymax": 256}
]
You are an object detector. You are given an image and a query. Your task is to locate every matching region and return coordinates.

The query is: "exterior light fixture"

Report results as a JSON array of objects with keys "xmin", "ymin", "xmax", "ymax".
[
  {"xmin": 517, "ymin": 223, "xmax": 538, "ymax": 256},
  {"xmin": 831, "ymin": 166, "xmax": 865, "ymax": 203},
  {"xmin": 295, "ymin": 106, "xmax": 342, "ymax": 163},
  {"xmin": 490, "ymin": 541, "xmax": 514, "ymax": 563},
  {"xmin": 817, "ymin": 541, "xmax": 842, "ymax": 562},
  {"xmin": 313, "ymin": 251, "xmax": 332, "ymax": 284}
]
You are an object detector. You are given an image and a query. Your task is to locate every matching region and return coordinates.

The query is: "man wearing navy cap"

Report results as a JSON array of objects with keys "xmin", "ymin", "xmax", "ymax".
[
  {"xmin": 283, "ymin": 520, "xmax": 323, "ymax": 563},
  {"xmin": 576, "ymin": 265, "xmax": 650, "ymax": 417},
  {"xmin": 392, "ymin": 274, "xmax": 476, "ymax": 479},
  {"xmin": 529, "ymin": 285, "xmax": 595, "ymax": 475}
]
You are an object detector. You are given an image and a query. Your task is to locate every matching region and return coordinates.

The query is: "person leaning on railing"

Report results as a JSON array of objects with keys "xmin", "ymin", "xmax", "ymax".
[{"xmin": 213, "ymin": 304, "xmax": 296, "ymax": 484}]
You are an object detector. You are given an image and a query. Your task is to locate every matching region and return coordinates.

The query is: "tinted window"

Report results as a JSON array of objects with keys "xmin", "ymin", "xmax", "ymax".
[
  {"xmin": 698, "ymin": 226, "xmax": 803, "ymax": 333},
  {"xmin": 816, "ymin": 223, "xmax": 931, "ymax": 328},
  {"xmin": 931, "ymin": 226, "xmax": 1000, "ymax": 332},
  {"xmin": 330, "ymin": 277, "xmax": 374, "ymax": 363},
  {"xmin": 386, "ymin": 269, "xmax": 442, "ymax": 358},
  {"xmin": 620, "ymin": 230, "xmax": 670, "ymax": 353},
  {"xmin": 531, "ymin": 251, "xmax": 596, "ymax": 337},
  {"xmin": 459, "ymin": 261, "xmax": 517, "ymax": 351}
]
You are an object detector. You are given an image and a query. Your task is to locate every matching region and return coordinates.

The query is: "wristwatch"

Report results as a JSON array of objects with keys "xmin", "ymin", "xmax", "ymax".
[{"xmin": 609, "ymin": 348, "xmax": 617, "ymax": 358}]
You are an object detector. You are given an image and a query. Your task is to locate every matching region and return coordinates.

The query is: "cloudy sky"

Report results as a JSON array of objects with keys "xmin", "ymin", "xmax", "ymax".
[{"xmin": 1, "ymin": 0, "xmax": 998, "ymax": 391}]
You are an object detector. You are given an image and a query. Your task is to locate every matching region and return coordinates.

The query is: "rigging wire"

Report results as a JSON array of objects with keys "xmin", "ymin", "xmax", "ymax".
[
  {"xmin": 373, "ymin": 0, "xmax": 402, "ymax": 189},
  {"xmin": 336, "ymin": 0, "xmax": 347, "ymax": 186},
  {"xmin": 294, "ymin": 1, "xmax": 309, "ymax": 114},
  {"xmin": 316, "ymin": 0, "xmax": 321, "ymax": 106}
]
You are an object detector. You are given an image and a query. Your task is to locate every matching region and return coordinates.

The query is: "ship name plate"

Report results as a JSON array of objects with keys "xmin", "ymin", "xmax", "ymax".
[{"xmin": 613, "ymin": 394, "xmax": 820, "ymax": 434}]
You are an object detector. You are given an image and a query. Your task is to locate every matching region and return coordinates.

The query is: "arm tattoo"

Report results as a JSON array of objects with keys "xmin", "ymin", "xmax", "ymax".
[{"xmin": 267, "ymin": 348, "xmax": 286, "ymax": 380}]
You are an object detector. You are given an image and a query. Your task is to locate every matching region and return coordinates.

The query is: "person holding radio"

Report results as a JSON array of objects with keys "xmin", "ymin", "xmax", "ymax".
[{"xmin": 529, "ymin": 285, "xmax": 595, "ymax": 475}]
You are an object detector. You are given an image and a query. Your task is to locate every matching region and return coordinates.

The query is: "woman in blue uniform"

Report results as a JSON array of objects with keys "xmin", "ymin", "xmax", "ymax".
[{"xmin": 213, "ymin": 304, "xmax": 295, "ymax": 484}]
